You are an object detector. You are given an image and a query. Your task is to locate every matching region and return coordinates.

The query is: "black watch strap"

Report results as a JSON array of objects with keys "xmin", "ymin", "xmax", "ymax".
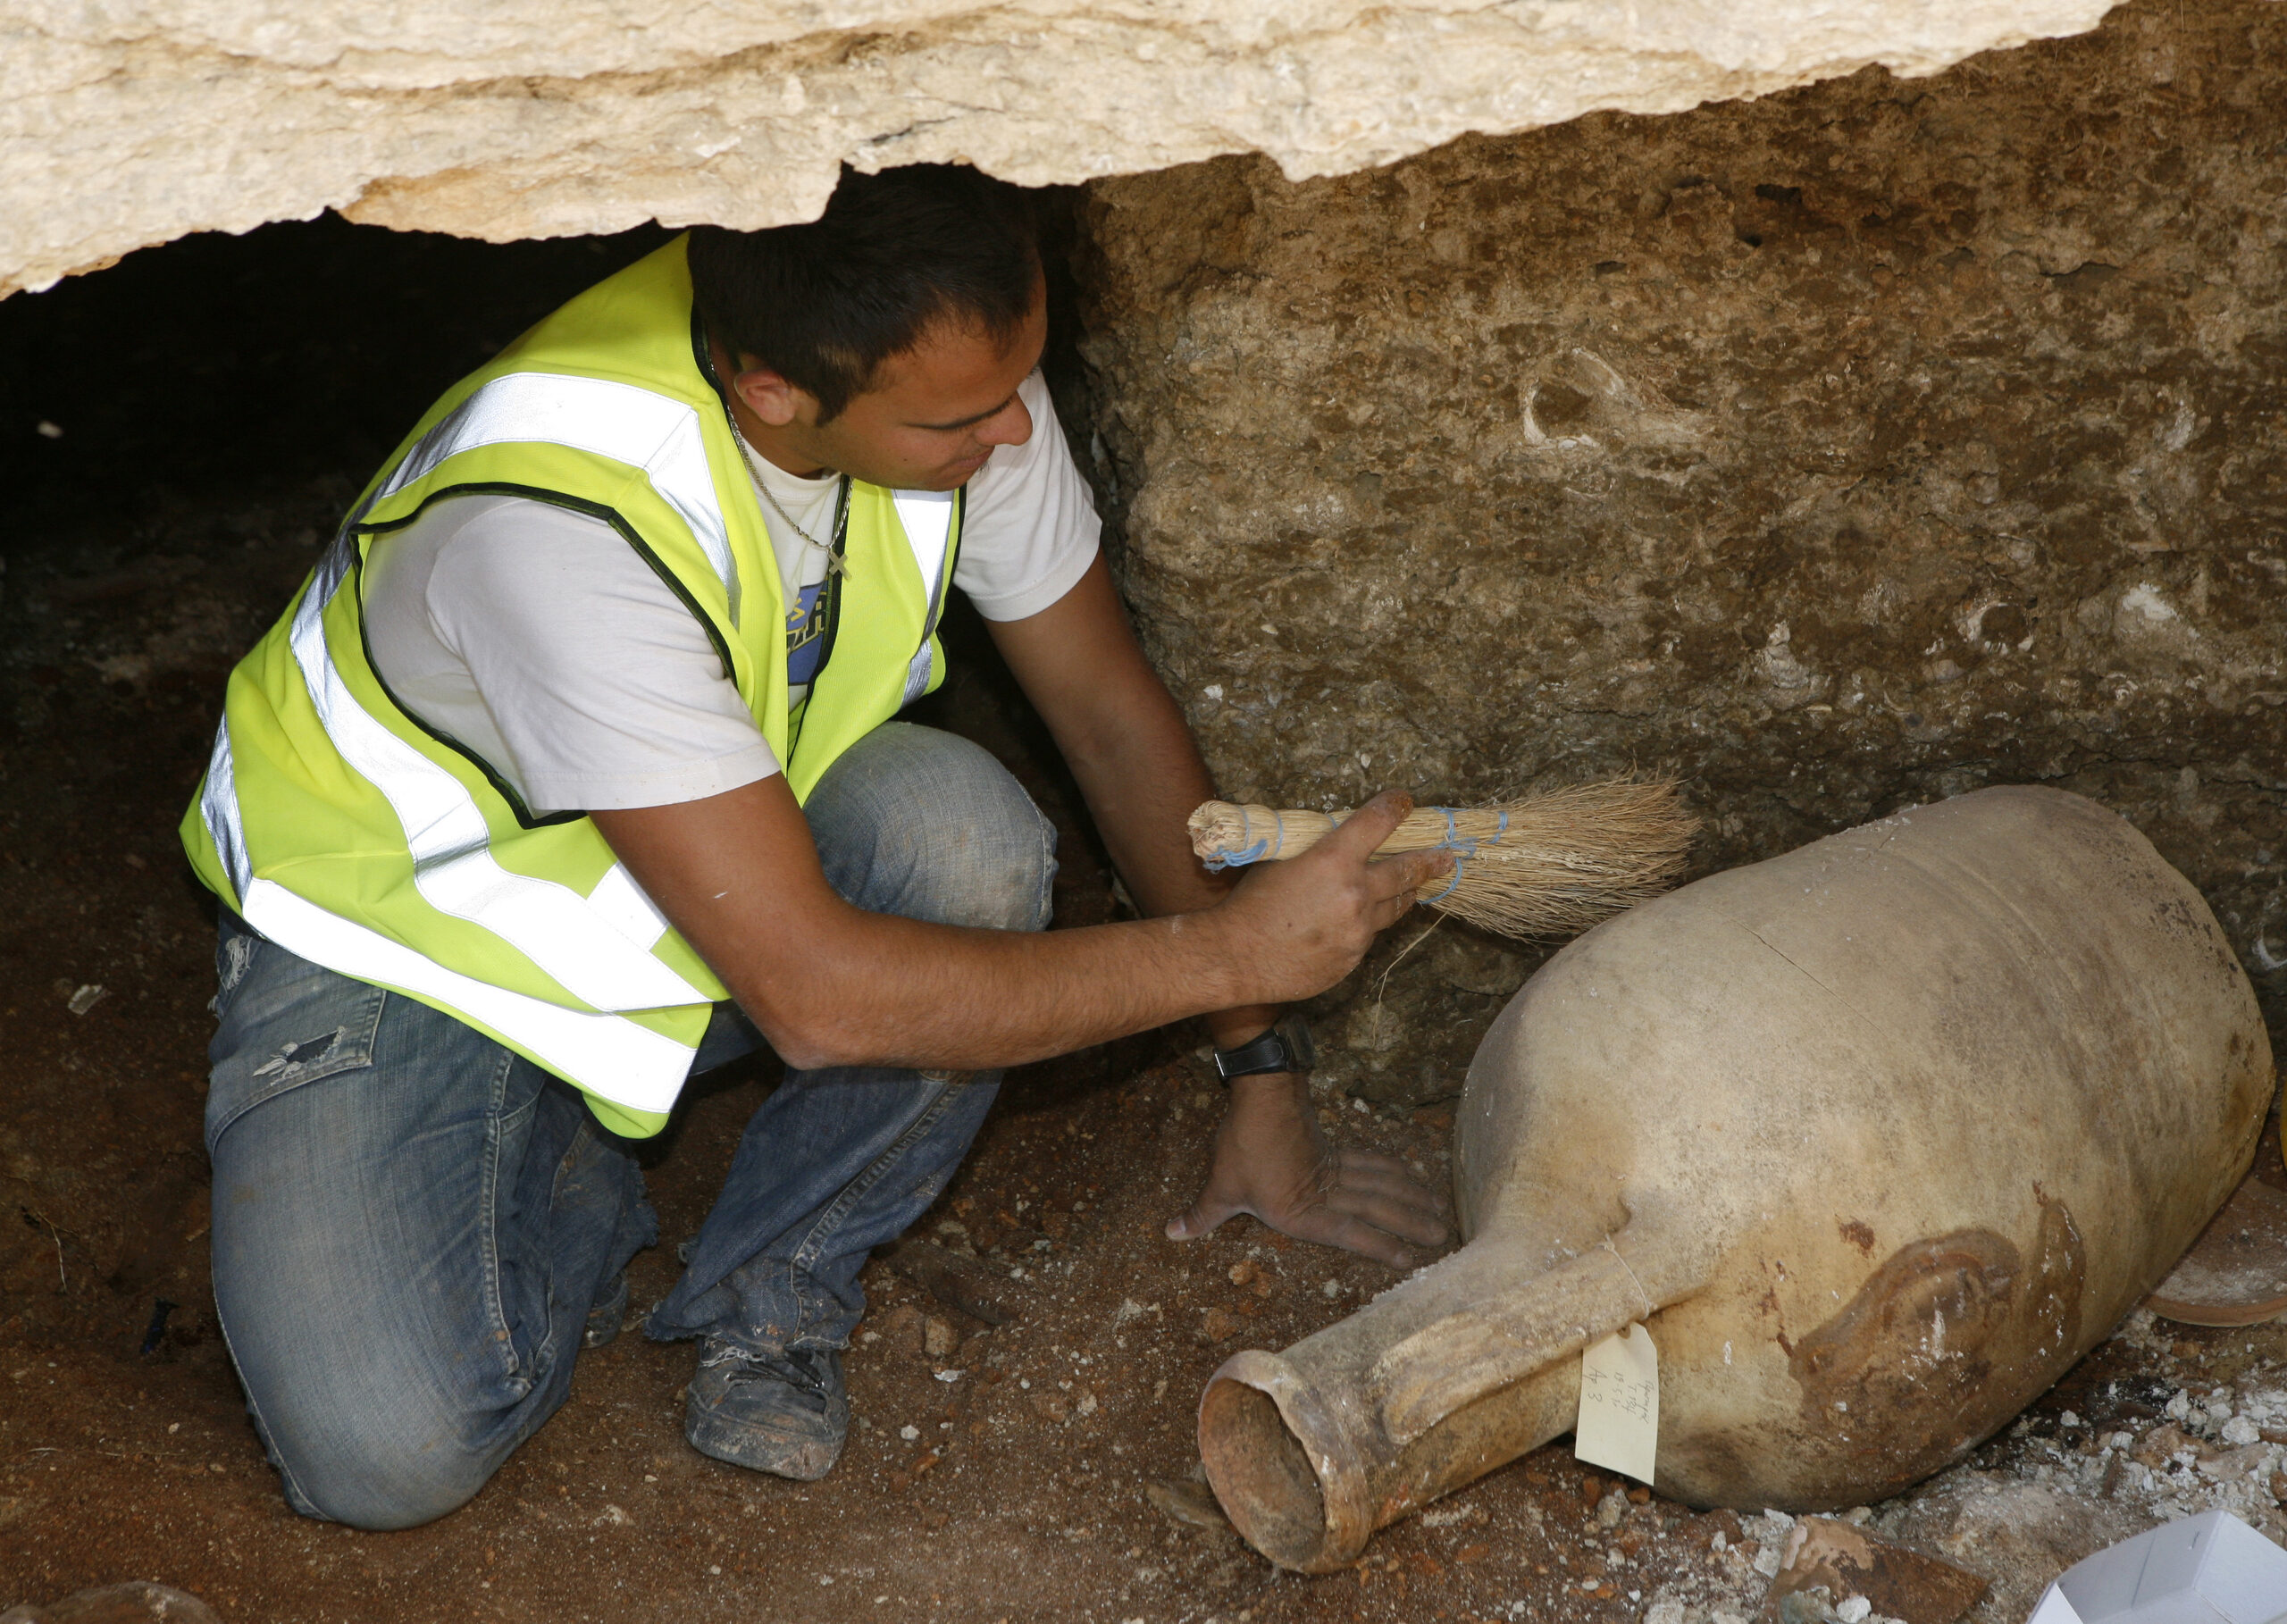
[{"xmin": 1212, "ymin": 1016, "xmax": 1317, "ymax": 1084}]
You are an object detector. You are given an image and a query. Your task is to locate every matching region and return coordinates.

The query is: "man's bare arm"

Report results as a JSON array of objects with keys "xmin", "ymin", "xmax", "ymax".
[
  {"xmin": 590, "ymin": 767, "xmax": 1442, "ymax": 1075},
  {"xmin": 987, "ymin": 558, "xmax": 1452, "ymax": 1266},
  {"xmin": 984, "ymin": 557, "xmax": 1277, "ymax": 1048}
]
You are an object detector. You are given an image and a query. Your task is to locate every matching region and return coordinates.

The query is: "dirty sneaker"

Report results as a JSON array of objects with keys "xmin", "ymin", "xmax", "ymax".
[{"xmin": 684, "ymin": 1341, "xmax": 849, "ymax": 1480}]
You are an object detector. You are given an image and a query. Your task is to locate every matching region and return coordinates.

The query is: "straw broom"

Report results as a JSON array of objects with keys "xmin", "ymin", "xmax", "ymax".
[{"xmin": 1187, "ymin": 780, "xmax": 1696, "ymax": 942}]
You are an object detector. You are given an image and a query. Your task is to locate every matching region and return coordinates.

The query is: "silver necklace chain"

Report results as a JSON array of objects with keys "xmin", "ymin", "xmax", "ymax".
[{"xmin": 731, "ymin": 418, "xmax": 844, "ymax": 578}]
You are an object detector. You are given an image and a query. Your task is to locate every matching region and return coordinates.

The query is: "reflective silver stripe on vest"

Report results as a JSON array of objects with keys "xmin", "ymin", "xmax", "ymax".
[
  {"xmin": 200, "ymin": 716, "xmax": 251, "ymax": 908},
  {"xmin": 199, "ymin": 727, "xmax": 698, "ymax": 1115},
  {"xmin": 893, "ymin": 489, "xmax": 957, "ymax": 707},
  {"xmin": 382, "ymin": 372, "xmax": 741, "ymax": 622},
  {"xmin": 587, "ymin": 861, "xmax": 672, "ymax": 950},
  {"xmin": 285, "ymin": 540, "xmax": 708, "ymax": 1013},
  {"xmin": 196, "ymin": 540, "xmax": 709, "ymax": 1112}
]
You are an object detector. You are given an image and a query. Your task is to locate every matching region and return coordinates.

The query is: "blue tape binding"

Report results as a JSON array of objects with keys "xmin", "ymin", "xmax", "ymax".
[
  {"xmin": 1202, "ymin": 836, "xmax": 1273, "ymax": 872},
  {"xmin": 1416, "ymin": 806, "xmax": 1507, "ymax": 900},
  {"xmin": 1428, "ymin": 806, "xmax": 1486, "ymax": 860}
]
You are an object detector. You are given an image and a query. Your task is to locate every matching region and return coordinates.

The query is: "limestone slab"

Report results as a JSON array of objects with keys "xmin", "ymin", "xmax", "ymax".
[{"xmin": 5, "ymin": 0, "xmax": 2115, "ymax": 297}]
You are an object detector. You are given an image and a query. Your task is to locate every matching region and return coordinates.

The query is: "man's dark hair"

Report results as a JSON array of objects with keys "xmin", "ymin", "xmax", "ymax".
[{"xmin": 688, "ymin": 164, "xmax": 1040, "ymax": 423}]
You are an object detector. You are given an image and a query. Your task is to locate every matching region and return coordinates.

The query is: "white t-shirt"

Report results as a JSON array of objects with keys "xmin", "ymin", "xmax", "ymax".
[{"xmin": 362, "ymin": 369, "xmax": 1097, "ymax": 815}]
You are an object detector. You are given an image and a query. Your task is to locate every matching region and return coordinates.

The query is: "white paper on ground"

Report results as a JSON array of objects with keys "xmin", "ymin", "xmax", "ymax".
[
  {"xmin": 2031, "ymin": 1509, "xmax": 2287, "ymax": 1624},
  {"xmin": 1574, "ymin": 1322, "xmax": 1658, "ymax": 1484}
]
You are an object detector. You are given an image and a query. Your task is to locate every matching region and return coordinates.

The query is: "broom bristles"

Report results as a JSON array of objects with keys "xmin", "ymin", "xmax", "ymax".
[{"xmin": 1186, "ymin": 780, "xmax": 1696, "ymax": 942}]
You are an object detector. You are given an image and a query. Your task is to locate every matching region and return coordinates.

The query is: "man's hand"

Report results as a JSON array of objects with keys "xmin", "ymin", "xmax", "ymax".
[
  {"xmin": 1165, "ymin": 1072, "xmax": 1452, "ymax": 1268},
  {"xmin": 1208, "ymin": 791, "xmax": 1451, "ymax": 1007}
]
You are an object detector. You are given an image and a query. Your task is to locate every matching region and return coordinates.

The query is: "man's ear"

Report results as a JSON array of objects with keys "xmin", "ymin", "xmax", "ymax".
[{"xmin": 731, "ymin": 361, "xmax": 808, "ymax": 429}]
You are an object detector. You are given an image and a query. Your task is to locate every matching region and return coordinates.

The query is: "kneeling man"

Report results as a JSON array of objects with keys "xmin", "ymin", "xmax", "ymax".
[{"xmin": 184, "ymin": 164, "xmax": 1450, "ymax": 1528}]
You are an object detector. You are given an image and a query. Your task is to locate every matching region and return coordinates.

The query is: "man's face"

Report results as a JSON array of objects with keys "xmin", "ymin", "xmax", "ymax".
[{"xmin": 733, "ymin": 279, "xmax": 1048, "ymax": 491}]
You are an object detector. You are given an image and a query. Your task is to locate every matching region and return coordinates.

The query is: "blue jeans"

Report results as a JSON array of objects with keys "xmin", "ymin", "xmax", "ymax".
[{"xmin": 205, "ymin": 723, "xmax": 1055, "ymax": 1529}]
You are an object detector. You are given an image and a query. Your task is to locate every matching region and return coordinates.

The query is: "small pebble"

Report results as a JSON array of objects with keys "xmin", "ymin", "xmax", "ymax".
[
  {"xmin": 1836, "ymin": 1598, "xmax": 1872, "ymax": 1624},
  {"xmin": 899, "ymin": 1425, "xmax": 919, "ymax": 1442}
]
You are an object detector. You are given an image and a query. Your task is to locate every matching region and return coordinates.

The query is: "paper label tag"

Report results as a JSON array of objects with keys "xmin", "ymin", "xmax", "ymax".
[{"xmin": 1574, "ymin": 1323, "xmax": 1659, "ymax": 1484}]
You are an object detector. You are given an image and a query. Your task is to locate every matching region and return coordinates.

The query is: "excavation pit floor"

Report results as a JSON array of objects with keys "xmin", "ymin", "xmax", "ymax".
[{"xmin": 3, "ymin": 500, "xmax": 2285, "ymax": 1624}]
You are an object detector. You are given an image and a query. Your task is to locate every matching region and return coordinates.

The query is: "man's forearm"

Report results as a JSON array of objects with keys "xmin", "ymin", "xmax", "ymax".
[
  {"xmin": 733, "ymin": 905, "xmax": 1243, "ymax": 1071},
  {"xmin": 592, "ymin": 776, "xmax": 1437, "ymax": 1075},
  {"xmin": 1054, "ymin": 701, "xmax": 1282, "ymax": 1050}
]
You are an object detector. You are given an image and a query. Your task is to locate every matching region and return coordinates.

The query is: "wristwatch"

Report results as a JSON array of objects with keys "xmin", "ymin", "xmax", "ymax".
[{"xmin": 1212, "ymin": 1015, "xmax": 1317, "ymax": 1084}]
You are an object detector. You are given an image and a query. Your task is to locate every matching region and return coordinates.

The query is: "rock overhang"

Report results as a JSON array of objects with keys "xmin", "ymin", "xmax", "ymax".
[{"xmin": 5, "ymin": 0, "xmax": 2120, "ymax": 297}]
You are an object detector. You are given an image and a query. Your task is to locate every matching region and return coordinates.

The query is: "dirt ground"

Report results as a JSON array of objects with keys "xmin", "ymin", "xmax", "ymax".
[
  {"xmin": 0, "ymin": 496, "xmax": 1719, "ymax": 1623},
  {"xmin": 5, "ymin": 465, "xmax": 2285, "ymax": 1624},
  {"xmin": 3, "ymin": 219, "xmax": 2284, "ymax": 1624}
]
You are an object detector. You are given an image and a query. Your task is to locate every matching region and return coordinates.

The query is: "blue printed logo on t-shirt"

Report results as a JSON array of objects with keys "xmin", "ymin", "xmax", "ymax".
[{"xmin": 786, "ymin": 580, "xmax": 830, "ymax": 686}]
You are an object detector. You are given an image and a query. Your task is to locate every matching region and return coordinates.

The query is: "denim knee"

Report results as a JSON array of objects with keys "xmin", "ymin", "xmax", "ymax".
[
  {"xmin": 205, "ymin": 936, "xmax": 608, "ymax": 1531},
  {"xmin": 217, "ymin": 1193, "xmax": 550, "ymax": 1530},
  {"xmin": 254, "ymin": 1380, "xmax": 504, "ymax": 1532},
  {"xmin": 806, "ymin": 723, "xmax": 1057, "ymax": 933}
]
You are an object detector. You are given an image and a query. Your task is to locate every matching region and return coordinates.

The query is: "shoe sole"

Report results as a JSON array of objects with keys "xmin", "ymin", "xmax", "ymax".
[{"xmin": 683, "ymin": 1404, "xmax": 844, "ymax": 1481}]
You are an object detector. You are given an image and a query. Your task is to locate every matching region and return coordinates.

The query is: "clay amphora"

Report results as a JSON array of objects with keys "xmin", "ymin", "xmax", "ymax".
[{"xmin": 1200, "ymin": 786, "xmax": 2273, "ymax": 1571}]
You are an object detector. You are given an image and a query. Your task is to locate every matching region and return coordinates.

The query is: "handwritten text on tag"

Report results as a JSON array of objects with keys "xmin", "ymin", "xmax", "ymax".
[{"xmin": 1574, "ymin": 1322, "xmax": 1659, "ymax": 1484}]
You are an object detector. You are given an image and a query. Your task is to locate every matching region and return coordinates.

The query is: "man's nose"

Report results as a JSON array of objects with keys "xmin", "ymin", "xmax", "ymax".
[{"xmin": 977, "ymin": 393, "xmax": 1034, "ymax": 448}]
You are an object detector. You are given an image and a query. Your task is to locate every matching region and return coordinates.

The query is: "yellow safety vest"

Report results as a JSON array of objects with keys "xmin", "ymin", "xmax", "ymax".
[{"xmin": 180, "ymin": 238, "xmax": 964, "ymax": 1137}]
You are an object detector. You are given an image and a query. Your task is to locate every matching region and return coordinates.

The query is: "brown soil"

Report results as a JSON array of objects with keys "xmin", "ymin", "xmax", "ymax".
[
  {"xmin": 0, "ymin": 489, "xmax": 1763, "ymax": 1624},
  {"xmin": 7, "ymin": 490, "xmax": 2280, "ymax": 1624}
]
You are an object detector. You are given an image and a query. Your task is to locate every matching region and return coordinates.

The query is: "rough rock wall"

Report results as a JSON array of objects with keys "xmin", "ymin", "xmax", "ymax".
[
  {"xmin": 1076, "ymin": 0, "xmax": 2287, "ymax": 1107},
  {"xmin": 4, "ymin": 0, "xmax": 2117, "ymax": 297}
]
